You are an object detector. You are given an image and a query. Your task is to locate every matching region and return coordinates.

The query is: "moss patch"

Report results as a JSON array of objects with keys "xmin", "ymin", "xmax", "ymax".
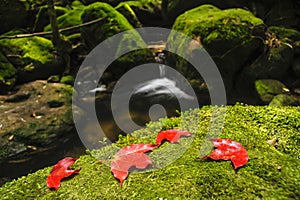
[
  {"xmin": 0, "ymin": 52, "xmax": 17, "ymax": 90},
  {"xmin": 0, "ymin": 36, "xmax": 55, "ymax": 67},
  {"xmin": 44, "ymin": 2, "xmax": 85, "ymax": 35},
  {"xmin": 171, "ymin": 5, "xmax": 263, "ymax": 45},
  {"xmin": 1, "ymin": 105, "xmax": 299, "ymax": 199}
]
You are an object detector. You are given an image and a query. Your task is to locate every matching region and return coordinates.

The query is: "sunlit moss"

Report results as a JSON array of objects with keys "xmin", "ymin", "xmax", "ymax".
[{"xmin": 1, "ymin": 105, "xmax": 299, "ymax": 199}]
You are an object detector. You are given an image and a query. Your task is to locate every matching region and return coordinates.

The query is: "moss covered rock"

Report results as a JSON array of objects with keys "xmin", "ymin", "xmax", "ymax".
[
  {"xmin": 269, "ymin": 26, "xmax": 300, "ymax": 42},
  {"xmin": 0, "ymin": 35, "xmax": 64, "ymax": 83},
  {"xmin": 0, "ymin": 52, "xmax": 17, "ymax": 93},
  {"xmin": 269, "ymin": 94, "xmax": 300, "ymax": 106},
  {"xmin": 33, "ymin": 5, "xmax": 69, "ymax": 32},
  {"xmin": 80, "ymin": 2, "xmax": 153, "ymax": 81},
  {"xmin": 255, "ymin": 79, "xmax": 288, "ymax": 104},
  {"xmin": 0, "ymin": 105, "xmax": 299, "ymax": 198},
  {"xmin": 115, "ymin": 1, "xmax": 143, "ymax": 27},
  {"xmin": 168, "ymin": 5, "xmax": 265, "ymax": 95},
  {"xmin": 81, "ymin": 2, "xmax": 135, "ymax": 50},
  {"xmin": 115, "ymin": 0, "xmax": 162, "ymax": 27},
  {"xmin": 44, "ymin": 1, "xmax": 85, "ymax": 36}
]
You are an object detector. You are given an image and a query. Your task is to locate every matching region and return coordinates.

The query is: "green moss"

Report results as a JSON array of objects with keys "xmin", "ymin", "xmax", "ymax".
[
  {"xmin": 0, "ymin": 52, "xmax": 16, "ymax": 86},
  {"xmin": 44, "ymin": 4, "xmax": 84, "ymax": 35},
  {"xmin": 0, "ymin": 36, "xmax": 55, "ymax": 67},
  {"xmin": 172, "ymin": 5, "xmax": 263, "ymax": 45},
  {"xmin": 60, "ymin": 75, "xmax": 74, "ymax": 85},
  {"xmin": 115, "ymin": 2, "xmax": 142, "ymax": 27},
  {"xmin": 33, "ymin": 5, "xmax": 70, "ymax": 32},
  {"xmin": 81, "ymin": 2, "xmax": 134, "ymax": 49},
  {"xmin": 255, "ymin": 79, "xmax": 287, "ymax": 103},
  {"xmin": 269, "ymin": 26, "xmax": 300, "ymax": 41},
  {"xmin": 269, "ymin": 94, "xmax": 300, "ymax": 106},
  {"xmin": 1, "ymin": 105, "xmax": 299, "ymax": 199}
]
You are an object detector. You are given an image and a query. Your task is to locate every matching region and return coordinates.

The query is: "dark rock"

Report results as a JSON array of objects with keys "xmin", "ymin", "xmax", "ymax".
[
  {"xmin": 255, "ymin": 79, "xmax": 288, "ymax": 104},
  {"xmin": 33, "ymin": 5, "xmax": 69, "ymax": 32},
  {"xmin": 292, "ymin": 56, "xmax": 300, "ymax": 78},
  {"xmin": 269, "ymin": 94, "xmax": 300, "ymax": 106},
  {"xmin": 236, "ymin": 42, "xmax": 294, "ymax": 98},
  {"xmin": 0, "ymin": 0, "xmax": 27, "ymax": 34},
  {"xmin": 4, "ymin": 92, "xmax": 31, "ymax": 103},
  {"xmin": 47, "ymin": 100, "xmax": 65, "ymax": 108}
]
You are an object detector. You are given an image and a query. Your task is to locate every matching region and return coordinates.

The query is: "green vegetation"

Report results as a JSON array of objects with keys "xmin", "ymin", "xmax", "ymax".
[
  {"xmin": 171, "ymin": 5, "xmax": 263, "ymax": 45},
  {"xmin": 44, "ymin": 1, "xmax": 85, "ymax": 35},
  {"xmin": 0, "ymin": 52, "xmax": 16, "ymax": 88},
  {"xmin": 0, "ymin": 36, "xmax": 55, "ymax": 68},
  {"xmin": 1, "ymin": 105, "xmax": 299, "ymax": 199},
  {"xmin": 255, "ymin": 79, "xmax": 287, "ymax": 104}
]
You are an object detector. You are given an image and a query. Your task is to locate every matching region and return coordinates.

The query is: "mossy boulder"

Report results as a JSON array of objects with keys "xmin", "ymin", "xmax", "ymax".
[
  {"xmin": 255, "ymin": 79, "xmax": 288, "ymax": 104},
  {"xmin": 33, "ymin": 5, "xmax": 70, "ymax": 32},
  {"xmin": 44, "ymin": 1, "xmax": 85, "ymax": 36},
  {"xmin": 269, "ymin": 94, "xmax": 300, "ymax": 106},
  {"xmin": 80, "ymin": 2, "xmax": 153, "ymax": 81},
  {"xmin": 115, "ymin": 0, "xmax": 162, "ymax": 27},
  {"xmin": 0, "ymin": 81, "xmax": 75, "ymax": 175},
  {"xmin": 0, "ymin": 52, "xmax": 17, "ymax": 93},
  {"xmin": 168, "ymin": 5, "xmax": 265, "ymax": 95},
  {"xmin": 268, "ymin": 26, "xmax": 300, "ymax": 42},
  {"xmin": 115, "ymin": 1, "xmax": 143, "ymax": 27},
  {"xmin": 0, "ymin": 105, "xmax": 299, "ymax": 198},
  {"xmin": 81, "ymin": 2, "xmax": 135, "ymax": 50},
  {"xmin": 0, "ymin": 35, "xmax": 64, "ymax": 83},
  {"xmin": 0, "ymin": 0, "xmax": 27, "ymax": 34}
]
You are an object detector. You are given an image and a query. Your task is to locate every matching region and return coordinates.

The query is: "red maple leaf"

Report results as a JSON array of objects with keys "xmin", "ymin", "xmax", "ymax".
[
  {"xmin": 156, "ymin": 129, "xmax": 192, "ymax": 147},
  {"xmin": 46, "ymin": 157, "xmax": 80, "ymax": 190},
  {"xmin": 204, "ymin": 138, "xmax": 249, "ymax": 169},
  {"xmin": 111, "ymin": 144, "xmax": 155, "ymax": 186}
]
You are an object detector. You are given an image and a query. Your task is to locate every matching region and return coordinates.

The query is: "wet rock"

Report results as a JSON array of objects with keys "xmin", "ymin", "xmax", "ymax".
[
  {"xmin": 0, "ymin": 80, "xmax": 74, "ymax": 164},
  {"xmin": 269, "ymin": 94, "xmax": 300, "ymax": 106},
  {"xmin": 255, "ymin": 79, "xmax": 288, "ymax": 104},
  {"xmin": 0, "ymin": 34, "xmax": 64, "ymax": 84}
]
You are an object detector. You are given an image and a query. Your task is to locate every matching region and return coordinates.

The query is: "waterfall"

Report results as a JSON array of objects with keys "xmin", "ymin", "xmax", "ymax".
[{"xmin": 159, "ymin": 64, "xmax": 166, "ymax": 78}]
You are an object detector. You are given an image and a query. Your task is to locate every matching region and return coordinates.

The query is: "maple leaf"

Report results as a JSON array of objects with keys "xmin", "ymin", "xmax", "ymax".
[
  {"xmin": 204, "ymin": 138, "xmax": 249, "ymax": 169},
  {"xmin": 46, "ymin": 157, "xmax": 80, "ymax": 190},
  {"xmin": 156, "ymin": 129, "xmax": 192, "ymax": 147},
  {"xmin": 110, "ymin": 144, "xmax": 155, "ymax": 186}
]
